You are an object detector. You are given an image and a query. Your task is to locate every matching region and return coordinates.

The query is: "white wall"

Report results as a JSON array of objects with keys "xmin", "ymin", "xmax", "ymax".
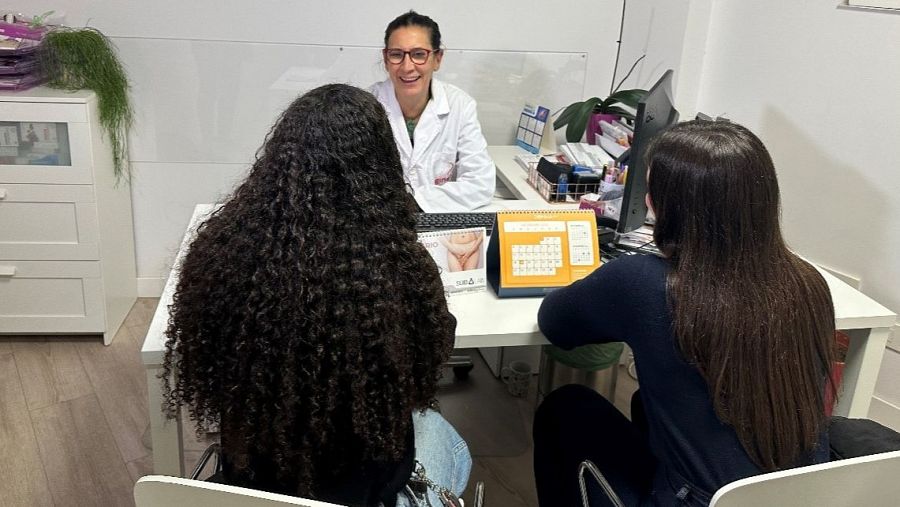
[
  {"xmin": 617, "ymin": 0, "xmax": 692, "ymax": 93},
  {"xmin": 689, "ymin": 0, "xmax": 900, "ymax": 422},
  {"xmin": 10, "ymin": 0, "xmax": 692, "ymax": 293}
]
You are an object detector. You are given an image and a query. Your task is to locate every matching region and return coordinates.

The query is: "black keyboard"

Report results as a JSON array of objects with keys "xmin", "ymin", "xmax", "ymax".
[
  {"xmin": 600, "ymin": 245, "xmax": 625, "ymax": 262},
  {"xmin": 415, "ymin": 212, "xmax": 496, "ymax": 235}
]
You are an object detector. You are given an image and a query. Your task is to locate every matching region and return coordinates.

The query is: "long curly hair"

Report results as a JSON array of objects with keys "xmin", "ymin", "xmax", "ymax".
[{"xmin": 162, "ymin": 84, "xmax": 455, "ymax": 497}]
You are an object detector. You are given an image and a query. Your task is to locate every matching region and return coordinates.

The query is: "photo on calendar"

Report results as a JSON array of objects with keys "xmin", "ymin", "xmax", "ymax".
[{"xmin": 416, "ymin": 227, "xmax": 487, "ymax": 294}]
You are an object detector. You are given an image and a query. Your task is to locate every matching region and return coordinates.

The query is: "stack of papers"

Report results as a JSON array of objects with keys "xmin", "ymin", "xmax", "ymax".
[
  {"xmin": 0, "ymin": 23, "xmax": 45, "ymax": 91},
  {"xmin": 596, "ymin": 135, "xmax": 628, "ymax": 158},
  {"xmin": 514, "ymin": 153, "xmax": 560, "ymax": 172},
  {"xmin": 559, "ymin": 142, "xmax": 614, "ymax": 168},
  {"xmin": 514, "ymin": 153, "xmax": 541, "ymax": 172}
]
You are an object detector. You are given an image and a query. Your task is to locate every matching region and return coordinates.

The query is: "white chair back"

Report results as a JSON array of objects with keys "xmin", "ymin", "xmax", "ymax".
[
  {"xmin": 134, "ymin": 475, "xmax": 347, "ymax": 507},
  {"xmin": 710, "ymin": 450, "xmax": 900, "ymax": 507}
]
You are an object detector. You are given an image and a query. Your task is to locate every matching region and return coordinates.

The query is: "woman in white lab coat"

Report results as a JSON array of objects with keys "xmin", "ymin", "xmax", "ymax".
[{"xmin": 370, "ymin": 10, "xmax": 495, "ymax": 212}]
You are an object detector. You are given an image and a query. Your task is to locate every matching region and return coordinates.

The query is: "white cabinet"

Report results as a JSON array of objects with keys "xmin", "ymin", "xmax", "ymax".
[{"xmin": 0, "ymin": 88, "xmax": 136, "ymax": 345}]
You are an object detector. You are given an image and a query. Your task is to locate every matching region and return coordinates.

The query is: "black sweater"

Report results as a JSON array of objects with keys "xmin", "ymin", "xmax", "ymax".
[{"xmin": 537, "ymin": 254, "xmax": 827, "ymax": 504}]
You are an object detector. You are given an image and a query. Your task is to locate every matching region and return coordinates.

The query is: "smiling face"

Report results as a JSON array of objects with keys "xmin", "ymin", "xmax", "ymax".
[{"xmin": 384, "ymin": 26, "xmax": 442, "ymax": 104}]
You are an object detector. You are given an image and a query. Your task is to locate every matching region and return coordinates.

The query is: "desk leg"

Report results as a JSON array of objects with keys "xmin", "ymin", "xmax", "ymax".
[
  {"xmin": 833, "ymin": 327, "xmax": 891, "ymax": 418},
  {"xmin": 146, "ymin": 365, "xmax": 185, "ymax": 476}
]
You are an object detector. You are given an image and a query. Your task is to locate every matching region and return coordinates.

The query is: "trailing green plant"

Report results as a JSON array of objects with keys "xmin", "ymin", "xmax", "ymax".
[
  {"xmin": 39, "ymin": 27, "xmax": 133, "ymax": 181},
  {"xmin": 553, "ymin": 88, "xmax": 647, "ymax": 143}
]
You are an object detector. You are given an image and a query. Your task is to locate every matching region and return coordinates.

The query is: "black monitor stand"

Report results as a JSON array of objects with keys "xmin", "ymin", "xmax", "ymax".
[{"xmin": 596, "ymin": 215, "xmax": 619, "ymax": 245}]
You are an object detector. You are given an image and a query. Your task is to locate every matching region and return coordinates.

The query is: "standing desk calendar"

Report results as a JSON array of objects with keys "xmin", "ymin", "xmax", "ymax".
[
  {"xmin": 417, "ymin": 227, "xmax": 487, "ymax": 294},
  {"xmin": 515, "ymin": 104, "xmax": 556, "ymax": 154},
  {"xmin": 486, "ymin": 209, "xmax": 601, "ymax": 297}
]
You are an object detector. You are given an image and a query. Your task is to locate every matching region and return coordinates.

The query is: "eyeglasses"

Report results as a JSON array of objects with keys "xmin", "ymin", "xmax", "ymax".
[{"xmin": 383, "ymin": 48, "xmax": 437, "ymax": 65}]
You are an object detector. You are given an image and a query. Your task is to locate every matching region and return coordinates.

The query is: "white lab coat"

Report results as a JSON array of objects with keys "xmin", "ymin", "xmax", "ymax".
[{"xmin": 369, "ymin": 78, "xmax": 496, "ymax": 212}]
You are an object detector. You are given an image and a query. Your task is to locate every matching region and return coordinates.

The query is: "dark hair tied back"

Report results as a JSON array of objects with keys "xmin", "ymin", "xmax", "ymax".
[{"xmin": 384, "ymin": 10, "xmax": 442, "ymax": 51}]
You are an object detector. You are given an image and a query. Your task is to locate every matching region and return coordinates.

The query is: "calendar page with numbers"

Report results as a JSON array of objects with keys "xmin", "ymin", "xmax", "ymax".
[{"xmin": 485, "ymin": 210, "xmax": 601, "ymax": 297}]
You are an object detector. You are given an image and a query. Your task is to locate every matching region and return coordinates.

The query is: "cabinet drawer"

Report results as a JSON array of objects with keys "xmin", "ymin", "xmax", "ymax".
[
  {"xmin": 0, "ymin": 102, "xmax": 87, "ymax": 123},
  {"xmin": 0, "ymin": 184, "xmax": 99, "ymax": 260},
  {"xmin": 0, "ymin": 260, "xmax": 104, "ymax": 334}
]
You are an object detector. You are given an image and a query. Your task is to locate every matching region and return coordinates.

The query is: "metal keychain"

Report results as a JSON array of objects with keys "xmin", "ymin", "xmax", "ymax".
[{"xmin": 406, "ymin": 460, "xmax": 463, "ymax": 507}]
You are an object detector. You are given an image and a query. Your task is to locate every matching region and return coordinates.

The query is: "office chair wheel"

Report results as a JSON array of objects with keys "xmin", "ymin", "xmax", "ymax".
[{"xmin": 453, "ymin": 364, "xmax": 474, "ymax": 380}]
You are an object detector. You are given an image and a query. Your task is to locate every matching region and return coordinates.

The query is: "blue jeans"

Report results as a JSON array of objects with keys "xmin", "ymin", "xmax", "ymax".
[{"xmin": 397, "ymin": 409, "xmax": 472, "ymax": 506}]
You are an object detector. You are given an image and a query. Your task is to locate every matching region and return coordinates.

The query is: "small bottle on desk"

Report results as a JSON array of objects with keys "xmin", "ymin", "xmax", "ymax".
[{"xmin": 555, "ymin": 173, "xmax": 569, "ymax": 202}]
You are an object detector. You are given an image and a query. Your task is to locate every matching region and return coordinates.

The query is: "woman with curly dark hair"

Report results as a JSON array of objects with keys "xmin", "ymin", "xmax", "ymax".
[{"xmin": 162, "ymin": 83, "xmax": 470, "ymax": 506}]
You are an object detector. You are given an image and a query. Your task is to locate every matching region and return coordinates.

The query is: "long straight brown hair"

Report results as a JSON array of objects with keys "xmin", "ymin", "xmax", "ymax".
[{"xmin": 647, "ymin": 120, "xmax": 836, "ymax": 471}]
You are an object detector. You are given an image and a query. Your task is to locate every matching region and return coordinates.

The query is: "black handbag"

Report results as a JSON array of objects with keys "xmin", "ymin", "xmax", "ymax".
[{"xmin": 829, "ymin": 416, "xmax": 900, "ymax": 460}]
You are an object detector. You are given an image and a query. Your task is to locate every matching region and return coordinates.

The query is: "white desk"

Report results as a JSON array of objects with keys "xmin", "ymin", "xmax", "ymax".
[{"xmin": 142, "ymin": 146, "xmax": 897, "ymax": 476}]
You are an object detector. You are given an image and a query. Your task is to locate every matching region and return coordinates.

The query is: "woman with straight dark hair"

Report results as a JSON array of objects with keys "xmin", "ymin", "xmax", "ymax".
[
  {"xmin": 533, "ymin": 120, "xmax": 836, "ymax": 506},
  {"xmin": 162, "ymin": 84, "xmax": 470, "ymax": 506}
]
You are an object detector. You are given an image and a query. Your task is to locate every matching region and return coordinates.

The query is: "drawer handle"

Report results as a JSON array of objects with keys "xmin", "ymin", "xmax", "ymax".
[
  {"xmin": 0, "ymin": 266, "xmax": 15, "ymax": 277},
  {"xmin": 0, "ymin": 188, "xmax": 6, "ymax": 199}
]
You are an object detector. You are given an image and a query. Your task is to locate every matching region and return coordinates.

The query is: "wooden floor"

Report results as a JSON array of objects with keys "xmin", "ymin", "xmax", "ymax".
[{"xmin": 0, "ymin": 298, "xmax": 638, "ymax": 507}]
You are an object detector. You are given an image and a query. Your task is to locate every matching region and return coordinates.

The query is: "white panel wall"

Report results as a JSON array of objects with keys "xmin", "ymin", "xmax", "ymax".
[
  {"xmin": 10, "ymin": 1, "xmax": 692, "ymax": 289},
  {"xmin": 129, "ymin": 161, "xmax": 250, "ymax": 295},
  {"xmin": 616, "ymin": 0, "xmax": 692, "ymax": 94},
  {"xmin": 692, "ymin": 0, "xmax": 900, "ymax": 418}
]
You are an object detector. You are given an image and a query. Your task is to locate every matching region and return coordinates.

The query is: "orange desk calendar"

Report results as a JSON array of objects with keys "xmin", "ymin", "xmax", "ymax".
[{"xmin": 486, "ymin": 210, "xmax": 602, "ymax": 297}]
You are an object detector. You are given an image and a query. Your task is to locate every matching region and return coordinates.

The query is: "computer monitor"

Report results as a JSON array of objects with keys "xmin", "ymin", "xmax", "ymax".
[{"xmin": 615, "ymin": 69, "xmax": 679, "ymax": 235}]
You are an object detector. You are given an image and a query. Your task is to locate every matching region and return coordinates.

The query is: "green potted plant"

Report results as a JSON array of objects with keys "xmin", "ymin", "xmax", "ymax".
[
  {"xmin": 553, "ymin": 88, "xmax": 647, "ymax": 144},
  {"xmin": 553, "ymin": 56, "xmax": 650, "ymax": 144},
  {"xmin": 38, "ymin": 25, "xmax": 133, "ymax": 181}
]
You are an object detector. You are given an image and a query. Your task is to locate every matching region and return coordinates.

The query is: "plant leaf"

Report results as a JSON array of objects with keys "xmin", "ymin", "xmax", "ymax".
[
  {"xmin": 553, "ymin": 101, "xmax": 584, "ymax": 130},
  {"xmin": 607, "ymin": 89, "xmax": 647, "ymax": 108},
  {"xmin": 553, "ymin": 99, "xmax": 593, "ymax": 130},
  {"xmin": 603, "ymin": 105, "xmax": 633, "ymax": 117},
  {"xmin": 565, "ymin": 97, "xmax": 602, "ymax": 142}
]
